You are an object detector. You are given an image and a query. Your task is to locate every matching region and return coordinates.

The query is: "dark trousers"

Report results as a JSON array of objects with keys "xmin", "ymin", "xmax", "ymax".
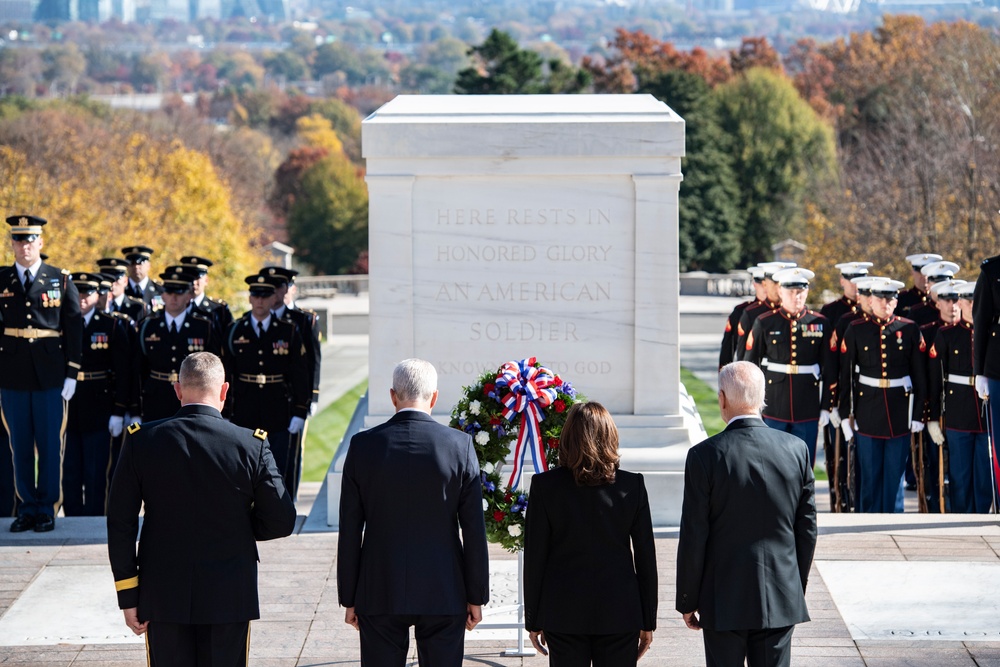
[
  {"xmin": 146, "ymin": 620, "xmax": 250, "ymax": 667},
  {"xmin": 0, "ymin": 423, "xmax": 15, "ymax": 517},
  {"xmin": 947, "ymin": 429, "xmax": 994, "ymax": 513},
  {"xmin": 702, "ymin": 625, "xmax": 794, "ymax": 667},
  {"xmin": 822, "ymin": 424, "xmax": 851, "ymax": 512},
  {"xmin": 855, "ymin": 434, "xmax": 909, "ymax": 513},
  {"xmin": 543, "ymin": 630, "xmax": 639, "ymax": 667},
  {"xmin": 63, "ymin": 429, "xmax": 111, "ymax": 516},
  {"xmin": 762, "ymin": 418, "xmax": 819, "ymax": 468},
  {"xmin": 358, "ymin": 613, "xmax": 466, "ymax": 667},
  {"xmin": 285, "ymin": 427, "xmax": 305, "ymax": 501},
  {"xmin": 0, "ymin": 387, "xmax": 65, "ymax": 518}
]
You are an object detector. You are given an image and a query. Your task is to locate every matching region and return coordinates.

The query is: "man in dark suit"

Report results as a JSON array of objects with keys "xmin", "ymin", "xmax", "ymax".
[
  {"xmin": 107, "ymin": 351, "xmax": 296, "ymax": 666},
  {"xmin": 677, "ymin": 361, "xmax": 817, "ymax": 667},
  {"xmin": 0, "ymin": 215, "xmax": 83, "ymax": 533},
  {"xmin": 338, "ymin": 358, "xmax": 490, "ymax": 666}
]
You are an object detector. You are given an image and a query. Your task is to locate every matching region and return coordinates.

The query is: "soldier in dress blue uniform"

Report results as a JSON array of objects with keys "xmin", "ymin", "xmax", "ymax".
[
  {"xmin": 63, "ymin": 273, "xmax": 132, "ymax": 516},
  {"xmin": 121, "ymin": 245, "xmax": 164, "ymax": 313},
  {"xmin": 259, "ymin": 266, "xmax": 321, "ymax": 499},
  {"xmin": 179, "ymin": 255, "xmax": 234, "ymax": 337},
  {"xmin": 223, "ymin": 275, "xmax": 310, "ymax": 488},
  {"xmin": 917, "ymin": 279, "xmax": 965, "ymax": 512},
  {"xmin": 838, "ymin": 278, "xmax": 927, "ymax": 513},
  {"xmin": 972, "ymin": 254, "xmax": 1000, "ymax": 503},
  {"xmin": 719, "ymin": 266, "xmax": 766, "ymax": 370},
  {"xmin": 134, "ymin": 268, "xmax": 219, "ymax": 423},
  {"xmin": 0, "ymin": 215, "xmax": 83, "ymax": 532},
  {"xmin": 821, "ymin": 262, "xmax": 872, "ymax": 328},
  {"xmin": 897, "ymin": 253, "xmax": 943, "ymax": 313},
  {"xmin": 928, "ymin": 282, "xmax": 996, "ymax": 513},
  {"xmin": 97, "ymin": 257, "xmax": 146, "ymax": 324},
  {"xmin": 743, "ymin": 268, "xmax": 831, "ymax": 467},
  {"xmin": 906, "ymin": 260, "xmax": 961, "ymax": 326},
  {"xmin": 734, "ymin": 261, "xmax": 796, "ymax": 360}
]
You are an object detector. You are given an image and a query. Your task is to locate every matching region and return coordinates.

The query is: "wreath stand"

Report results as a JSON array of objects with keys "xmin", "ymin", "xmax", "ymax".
[{"xmin": 477, "ymin": 551, "xmax": 536, "ymax": 657}]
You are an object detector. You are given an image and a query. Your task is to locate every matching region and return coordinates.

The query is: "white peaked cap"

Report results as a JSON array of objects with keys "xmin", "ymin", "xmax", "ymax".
[
  {"xmin": 773, "ymin": 267, "xmax": 815, "ymax": 287},
  {"xmin": 921, "ymin": 261, "xmax": 961, "ymax": 278},
  {"xmin": 758, "ymin": 261, "xmax": 797, "ymax": 277},
  {"xmin": 906, "ymin": 253, "xmax": 943, "ymax": 267},
  {"xmin": 868, "ymin": 277, "xmax": 906, "ymax": 296},
  {"xmin": 835, "ymin": 262, "xmax": 874, "ymax": 275},
  {"xmin": 930, "ymin": 279, "xmax": 966, "ymax": 297},
  {"xmin": 747, "ymin": 266, "xmax": 766, "ymax": 279},
  {"xmin": 957, "ymin": 282, "xmax": 976, "ymax": 298}
]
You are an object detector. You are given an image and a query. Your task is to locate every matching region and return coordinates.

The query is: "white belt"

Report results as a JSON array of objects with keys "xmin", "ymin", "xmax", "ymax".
[
  {"xmin": 858, "ymin": 375, "xmax": 911, "ymax": 390},
  {"xmin": 947, "ymin": 373, "xmax": 976, "ymax": 387},
  {"xmin": 766, "ymin": 362, "xmax": 820, "ymax": 376}
]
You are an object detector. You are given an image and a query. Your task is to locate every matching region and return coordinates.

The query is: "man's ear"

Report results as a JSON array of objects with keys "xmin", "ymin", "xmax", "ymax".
[
  {"xmin": 428, "ymin": 390, "xmax": 439, "ymax": 410},
  {"xmin": 173, "ymin": 382, "xmax": 183, "ymax": 402},
  {"xmin": 219, "ymin": 381, "xmax": 229, "ymax": 403},
  {"xmin": 390, "ymin": 388, "xmax": 398, "ymax": 409}
]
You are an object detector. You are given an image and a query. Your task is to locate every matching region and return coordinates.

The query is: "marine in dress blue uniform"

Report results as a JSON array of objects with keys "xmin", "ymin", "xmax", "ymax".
[
  {"xmin": 223, "ymin": 275, "xmax": 310, "ymax": 486},
  {"xmin": 743, "ymin": 268, "xmax": 831, "ymax": 467},
  {"xmin": 63, "ymin": 273, "xmax": 132, "ymax": 516},
  {"xmin": 897, "ymin": 253, "xmax": 942, "ymax": 314},
  {"xmin": 928, "ymin": 282, "xmax": 996, "ymax": 513},
  {"xmin": 972, "ymin": 254, "xmax": 1000, "ymax": 501},
  {"xmin": 719, "ymin": 266, "xmax": 766, "ymax": 370},
  {"xmin": 905, "ymin": 260, "xmax": 961, "ymax": 327},
  {"xmin": 734, "ymin": 262, "xmax": 795, "ymax": 361},
  {"xmin": 838, "ymin": 278, "xmax": 927, "ymax": 513},
  {"xmin": 0, "ymin": 215, "xmax": 83, "ymax": 532}
]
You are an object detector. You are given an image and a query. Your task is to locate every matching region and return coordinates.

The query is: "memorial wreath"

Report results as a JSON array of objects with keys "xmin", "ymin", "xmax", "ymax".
[{"xmin": 449, "ymin": 357, "xmax": 583, "ymax": 551}]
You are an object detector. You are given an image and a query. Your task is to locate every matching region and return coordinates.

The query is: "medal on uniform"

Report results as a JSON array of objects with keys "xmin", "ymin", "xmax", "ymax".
[
  {"xmin": 91, "ymin": 333, "xmax": 108, "ymax": 349},
  {"xmin": 274, "ymin": 340, "xmax": 288, "ymax": 355}
]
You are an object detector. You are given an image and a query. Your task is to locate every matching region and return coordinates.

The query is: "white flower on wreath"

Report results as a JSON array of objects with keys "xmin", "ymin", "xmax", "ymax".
[
  {"xmin": 460, "ymin": 411, "xmax": 468, "ymax": 421},
  {"xmin": 483, "ymin": 462, "xmax": 494, "ymax": 474},
  {"xmin": 475, "ymin": 430, "xmax": 490, "ymax": 446},
  {"xmin": 469, "ymin": 400, "xmax": 481, "ymax": 415},
  {"xmin": 507, "ymin": 524, "xmax": 522, "ymax": 537},
  {"xmin": 482, "ymin": 498, "xmax": 489, "ymax": 511}
]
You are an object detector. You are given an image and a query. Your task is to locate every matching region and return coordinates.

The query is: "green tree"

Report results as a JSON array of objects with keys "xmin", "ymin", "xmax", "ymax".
[
  {"xmin": 264, "ymin": 50, "xmax": 310, "ymax": 82},
  {"xmin": 714, "ymin": 68, "xmax": 836, "ymax": 265},
  {"xmin": 455, "ymin": 29, "xmax": 588, "ymax": 94},
  {"xmin": 287, "ymin": 154, "xmax": 368, "ymax": 275},
  {"xmin": 643, "ymin": 70, "xmax": 743, "ymax": 271}
]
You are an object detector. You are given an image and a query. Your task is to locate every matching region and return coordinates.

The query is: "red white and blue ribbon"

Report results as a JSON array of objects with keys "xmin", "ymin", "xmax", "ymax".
[{"xmin": 496, "ymin": 357, "xmax": 558, "ymax": 490}]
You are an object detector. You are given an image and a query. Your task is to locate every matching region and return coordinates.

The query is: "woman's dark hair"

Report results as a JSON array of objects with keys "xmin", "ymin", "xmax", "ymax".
[{"xmin": 558, "ymin": 401, "xmax": 620, "ymax": 486}]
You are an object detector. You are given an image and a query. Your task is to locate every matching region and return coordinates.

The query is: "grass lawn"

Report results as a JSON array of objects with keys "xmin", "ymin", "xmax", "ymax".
[
  {"xmin": 302, "ymin": 379, "xmax": 368, "ymax": 482},
  {"xmin": 680, "ymin": 367, "xmax": 827, "ymax": 481}
]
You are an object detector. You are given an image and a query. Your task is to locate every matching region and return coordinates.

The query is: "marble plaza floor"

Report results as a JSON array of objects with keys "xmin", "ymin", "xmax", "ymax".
[{"xmin": 0, "ymin": 483, "xmax": 998, "ymax": 666}]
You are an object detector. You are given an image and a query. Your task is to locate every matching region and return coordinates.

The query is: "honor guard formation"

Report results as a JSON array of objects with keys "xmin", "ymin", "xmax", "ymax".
[
  {"xmin": 0, "ymin": 215, "xmax": 321, "ymax": 531},
  {"xmin": 721, "ymin": 252, "xmax": 1000, "ymax": 514}
]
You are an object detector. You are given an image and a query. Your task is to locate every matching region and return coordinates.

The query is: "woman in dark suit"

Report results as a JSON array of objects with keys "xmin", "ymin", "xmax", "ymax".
[{"xmin": 523, "ymin": 402, "xmax": 657, "ymax": 666}]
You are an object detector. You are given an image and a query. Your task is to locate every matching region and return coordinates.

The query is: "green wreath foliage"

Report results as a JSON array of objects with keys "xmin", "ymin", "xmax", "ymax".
[{"xmin": 449, "ymin": 360, "xmax": 583, "ymax": 552}]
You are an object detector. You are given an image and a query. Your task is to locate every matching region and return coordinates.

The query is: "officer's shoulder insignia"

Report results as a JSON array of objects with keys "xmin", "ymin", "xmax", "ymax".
[
  {"xmin": 253, "ymin": 428, "xmax": 267, "ymax": 441},
  {"xmin": 60, "ymin": 268, "xmax": 70, "ymax": 275},
  {"xmin": 982, "ymin": 256, "xmax": 1000, "ymax": 265},
  {"xmin": 127, "ymin": 422, "xmax": 141, "ymax": 435}
]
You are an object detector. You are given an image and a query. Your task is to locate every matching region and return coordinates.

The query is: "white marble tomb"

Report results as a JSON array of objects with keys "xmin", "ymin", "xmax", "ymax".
[{"xmin": 329, "ymin": 94, "xmax": 695, "ymax": 526}]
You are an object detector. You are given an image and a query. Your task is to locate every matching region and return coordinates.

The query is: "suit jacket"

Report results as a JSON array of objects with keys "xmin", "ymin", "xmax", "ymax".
[
  {"xmin": 0, "ymin": 262, "xmax": 83, "ymax": 390},
  {"xmin": 676, "ymin": 417, "xmax": 817, "ymax": 632},
  {"xmin": 974, "ymin": 256, "xmax": 1000, "ymax": 379},
  {"xmin": 107, "ymin": 404, "xmax": 296, "ymax": 624},
  {"xmin": 337, "ymin": 410, "xmax": 489, "ymax": 615},
  {"xmin": 523, "ymin": 467, "xmax": 657, "ymax": 634}
]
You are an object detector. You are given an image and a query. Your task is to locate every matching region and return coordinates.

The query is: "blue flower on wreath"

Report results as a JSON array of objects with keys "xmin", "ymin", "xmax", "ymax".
[
  {"xmin": 560, "ymin": 382, "xmax": 577, "ymax": 398},
  {"xmin": 484, "ymin": 479, "xmax": 496, "ymax": 493}
]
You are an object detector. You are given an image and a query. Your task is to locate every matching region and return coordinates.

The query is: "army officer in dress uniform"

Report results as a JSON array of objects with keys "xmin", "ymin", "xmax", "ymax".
[
  {"xmin": 928, "ymin": 282, "xmax": 996, "ymax": 513},
  {"xmin": 743, "ymin": 267, "xmax": 831, "ymax": 467},
  {"xmin": 838, "ymin": 278, "xmax": 927, "ymax": 513},
  {"xmin": 179, "ymin": 255, "xmax": 234, "ymax": 337},
  {"xmin": 259, "ymin": 266, "xmax": 320, "ymax": 499},
  {"xmin": 121, "ymin": 245, "xmax": 164, "ymax": 312},
  {"xmin": 224, "ymin": 275, "xmax": 310, "ymax": 488},
  {"xmin": 63, "ymin": 272, "xmax": 132, "ymax": 516},
  {"xmin": 107, "ymin": 352, "xmax": 296, "ymax": 665},
  {"xmin": 134, "ymin": 268, "xmax": 219, "ymax": 423},
  {"xmin": 0, "ymin": 215, "xmax": 82, "ymax": 532},
  {"xmin": 97, "ymin": 257, "xmax": 146, "ymax": 324}
]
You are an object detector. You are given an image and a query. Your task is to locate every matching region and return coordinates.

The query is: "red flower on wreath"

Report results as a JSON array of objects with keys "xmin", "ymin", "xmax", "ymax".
[
  {"xmin": 483, "ymin": 383, "xmax": 495, "ymax": 395},
  {"xmin": 493, "ymin": 510, "xmax": 506, "ymax": 522},
  {"xmin": 547, "ymin": 437, "xmax": 559, "ymax": 449},
  {"xmin": 490, "ymin": 416, "xmax": 501, "ymax": 426},
  {"xmin": 553, "ymin": 399, "xmax": 567, "ymax": 413},
  {"xmin": 553, "ymin": 376, "xmax": 563, "ymax": 386},
  {"xmin": 504, "ymin": 492, "xmax": 513, "ymax": 502}
]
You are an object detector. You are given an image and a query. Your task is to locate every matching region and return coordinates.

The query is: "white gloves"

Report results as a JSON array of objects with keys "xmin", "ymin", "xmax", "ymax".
[
  {"xmin": 927, "ymin": 421, "xmax": 945, "ymax": 446},
  {"xmin": 841, "ymin": 419, "xmax": 854, "ymax": 441},
  {"xmin": 109, "ymin": 415, "xmax": 124, "ymax": 437},
  {"xmin": 829, "ymin": 408, "xmax": 842, "ymax": 429},
  {"xmin": 819, "ymin": 410, "xmax": 830, "ymax": 427},
  {"xmin": 309, "ymin": 402, "xmax": 317, "ymax": 417},
  {"xmin": 910, "ymin": 420, "xmax": 925, "ymax": 433},
  {"xmin": 288, "ymin": 416, "xmax": 306, "ymax": 434},
  {"xmin": 61, "ymin": 377, "xmax": 77, "ymax": 402},
  {"xmin": 976, "ymin": 375, "xmax": 990, "ymax": 400},
  {"xmin": 124, "ymin": 413, "xmax": 142, "ymax": 426}
]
